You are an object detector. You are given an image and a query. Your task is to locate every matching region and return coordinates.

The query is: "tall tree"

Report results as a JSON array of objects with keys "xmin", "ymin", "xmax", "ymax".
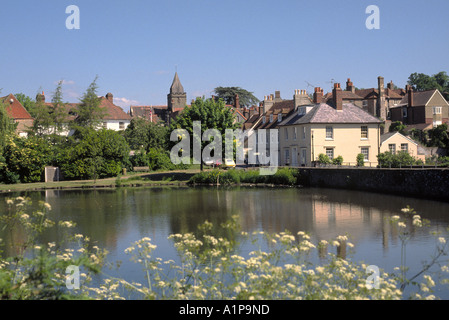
[
  {"xmin": 169, "ymin": 97, "xmax": 239, "ymax": 170},
  {"xmin": 50, "ymin": 80, "xmax": 69, "ymax": 135},
  {"xmin": 213, "ymin": 87, "xmax": 260, "ymax": 107},
  {"xmin": 75, "ymin": 76, "xmax": 106, "ymax": 131}
]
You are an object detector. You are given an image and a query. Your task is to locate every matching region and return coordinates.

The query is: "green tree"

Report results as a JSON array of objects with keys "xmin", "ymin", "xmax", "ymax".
[
  {"xmin": 2, "ymin": 136, "xmax": 53, "ymax": 183},
  {"xmin": 169, "ymin": 97, "xmax": 239, "ymax": 170},
  {"xmin": 213, "ymin": 87, "xmax": 260, "ymax": 107},
  {"xmin": 124, "ymin": 117, "xmax": 169, "ymax": 151},
  {"xmin": 74, "ymin": 76, "xmax": 106, "ymax": 131},
  {"xmin": 50, "ymin": 80, "xmax": 70, "ymax": 135},
  {"xmin": 427, "ymin": 123, "xmax": 449, "ymax": 148},
  {"xmin": 57, "ymin": 129, "xmax": 130, "ymax": 181},
  {"xmin": 389, "ymin": 121, "xmax": 407, "ymax": 135}
]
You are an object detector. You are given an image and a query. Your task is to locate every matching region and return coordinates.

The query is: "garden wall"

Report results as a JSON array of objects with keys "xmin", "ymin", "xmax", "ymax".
[{"xmin": 297, "ymin": 167, "xmax": 449, "ymax": 202}]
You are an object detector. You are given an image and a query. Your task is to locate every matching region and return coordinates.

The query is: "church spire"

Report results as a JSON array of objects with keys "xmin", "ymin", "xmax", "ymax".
[{"xmin": 170, "ymin": 72, "xmax": 185, "ymax": 94}]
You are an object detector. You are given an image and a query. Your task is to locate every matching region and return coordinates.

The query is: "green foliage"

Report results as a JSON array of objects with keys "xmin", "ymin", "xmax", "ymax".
[
  {"xmin": 332, "ymin": 155, "xmax": 344, "ymax": 166},
  {"xmin": 377, "ymin": 151, "xmax": 418, "ymax": 168},
  {"xmin": 73, "ymin": 76, "xmax": 106, "ymax": 131},
  {"xmin": 0, "ymin": 99, "xmax": 17, "ymax": 151},
  {"xmin": 169, "ymin": 97, "xmax": 239, "ymax": 170},
  {"xmin": 188, "ymin": 168, "xmax": 299, "ymax": 186},
  {"xmin": 124, "ymin": 118, "xmax": 169, "ymax": 151},
  {"xmin": 213, "ymin": 87, "xmax": 260, "ymax": 107},
  {"xmin": 427, "ymin": 124, "xmax": 449, "ymax": 148},
  {"xmin": 58, "ymin": 129, "xmax": 130, "ymax": 180},
  {"xmin": 0, "ymin": 197, "xmax": 104, "ymax": 300},
  {"xmin": 389, "ymin": 121, "xmax": 407, "ymax": 135},
  {"xmin": 1, "ymin": 136, "xmax": 53, "ymax": 183},
  {"xmin": 317, "ymin": 153, "xmax": 331, "ymax": 165},
  {"xmin": 356, "ymin": 154, "xmax": 365, "ymax": 167}
]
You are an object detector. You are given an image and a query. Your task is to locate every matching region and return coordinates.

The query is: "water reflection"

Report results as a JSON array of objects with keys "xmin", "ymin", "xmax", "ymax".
[{"xmin": 1, "ymin": 186, "xmax": 449, "ymax": 295}]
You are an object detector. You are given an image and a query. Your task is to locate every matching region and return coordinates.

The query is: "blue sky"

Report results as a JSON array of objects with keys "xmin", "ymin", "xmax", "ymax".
[{"xmin": 1, "ymin": 0, "xmax": 449, "ymax": 111}]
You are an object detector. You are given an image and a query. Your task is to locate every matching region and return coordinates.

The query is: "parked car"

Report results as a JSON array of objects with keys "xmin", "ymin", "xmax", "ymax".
[{"xmin": 224, "ymin": 158, "xmax": 236, "ymax": 169}]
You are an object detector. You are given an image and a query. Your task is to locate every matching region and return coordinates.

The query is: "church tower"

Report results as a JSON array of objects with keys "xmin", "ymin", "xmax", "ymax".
[{"xmin": 167, "ymin": 72, "xmax": 187, "ymax": 113}]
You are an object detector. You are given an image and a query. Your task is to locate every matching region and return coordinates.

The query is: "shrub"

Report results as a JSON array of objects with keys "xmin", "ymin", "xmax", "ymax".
[
  {"xmin": 332, "ymin": 155, "xmax": 343, "ymax": 166},
  {"xmin": 58, "ymin": 129, "xmax": 130, "ymax": 180},
  {"xmin": 318, "ymin": 153, "xmax": 331, "ymax": 165},
  {"xmin": 377, "ymin": 151, "xmax": 418, "ymax": 168},
  {"xmin": 266, "ymin": 168, "xmax": 297, "ymax": 185},
  {"xmin": 356, "ymin": 154, "xmax": 365, "ymax": 167},
  {"xmin": 2, "ymin": 136, "xmax": 53, "ymax": 183}
]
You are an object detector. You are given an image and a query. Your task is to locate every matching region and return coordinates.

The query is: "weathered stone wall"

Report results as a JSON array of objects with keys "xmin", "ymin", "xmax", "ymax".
[{"xmin": 297, "ymin": 167, "xmax": 449, "ymax": 202}]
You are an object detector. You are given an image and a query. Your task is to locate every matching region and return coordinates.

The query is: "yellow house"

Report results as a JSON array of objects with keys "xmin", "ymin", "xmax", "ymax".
[
  {"xmin": 279, "ymin": 84, "xmax": 383, "ymax": 167},
  {"xmin": 380, "ymin": 131, "xmax": 425, "ymax": 162}
]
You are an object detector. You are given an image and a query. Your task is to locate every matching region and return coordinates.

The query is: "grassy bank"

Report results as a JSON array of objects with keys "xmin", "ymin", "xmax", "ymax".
[{"xmin": 0, "ymin": 169, "xmax": 200, "ymax": 193}]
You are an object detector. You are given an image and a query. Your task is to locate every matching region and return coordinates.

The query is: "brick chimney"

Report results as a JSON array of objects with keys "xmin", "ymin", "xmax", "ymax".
[
  {"xmin": 387, "ymin": 80, "xmax": 395, "ymax": 90},
  {"xmin": 346, "ymin": 78, "xmax": 355, "ymax": 93},
  {"xmin": 333, "ymin": 83, "xmax": 343, "ymax": 111},
  {"xmin": 377, "ymin": 76, "xmax": 386, "ymax": 119},
  {"xmin": 106, "ymin": 92, "xmax": 113, "ymax": 103},
  {"xmin": 313, "ymin": 87, "xmax": 323, "ymax": 104},
  {"xmin": 234, "ymin": 94, "xmax": 240, "ymax": 108},
  {"xmin": 408, "ymin": 88, "xmax": 414, "ymax": 107}
]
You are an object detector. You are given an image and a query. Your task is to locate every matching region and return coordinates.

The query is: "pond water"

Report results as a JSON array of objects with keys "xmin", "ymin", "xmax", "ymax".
[{"xmin": 1, "ymin": 186, "xmax": 449, "ymax": 299}]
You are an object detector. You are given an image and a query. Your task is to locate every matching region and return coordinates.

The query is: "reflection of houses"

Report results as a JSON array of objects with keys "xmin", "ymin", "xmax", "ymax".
[
  {"xmin": 279, "ymin": 83, "xmax": 383, "ymax": 167},
  {"xmin": 380, "ymin": 131, "xmax": 426, "ymax": 162},
  {"xmin": 390, "ymin": 89, "xmax": 449, "ymax": 129},
  {"xmin": 1, "ymin": 93, "xmax": 34, "ymax": 137}
]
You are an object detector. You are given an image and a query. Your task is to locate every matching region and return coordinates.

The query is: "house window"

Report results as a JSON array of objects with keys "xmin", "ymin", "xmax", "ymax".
[
  {"xmin": 285, "ymin": 128, "xmax": 289, "ymax": 141},
  {"xmin": 269, "ymin": 114, "xmax": 273, "ymax": 123},
  {"xmin": 262, "ymin": 116, "xmax": 266, "ymax": 124},
  {"xmin": 388, "ymin": 144, "xmax": 396, "ymax": 154},
  {"xmin": 302, "ymin": 127, "xmax": 306, "ymax": 140},
  {"xmin": 361, "ymin": 126, "xmax": 368, "ymax": 139},
  {"xmin": 403, "ymin": 108, "xmax": 408, "ymax": 118},
  {"xmin": 325, "ymin": 147, "xmax": 334, "ymax": 160},
  {"xmin": 401, "ymin": 143, "xmax": 408, "ymax": 153},
  {"xmin": 363, "ymin": 100, "xmax": 368, "ymax": 107},
  {"xmin": 433, "ymin": 106, "xmax": 442, "ymax": 115},
  {"xmin": 278, "ymin": 114, "xmax": 282, "ymax": 122},
  {"xmin": 119, "ymin": 122, "xmax": 125, "ymax": 130},
  {"xmin": 326, "ymin": 126, "xmax": 333, "ymax": 140},
  {"xmin": 361, "ymin": 147, "xmax": 369, "ymax": 161},
  {"xmin": 293, "ymin": 127, "xmax": 297, "ymax": 140},
  {"xmin": 284, "ymin": 149, "xmax": 290, "ymax": 164}
]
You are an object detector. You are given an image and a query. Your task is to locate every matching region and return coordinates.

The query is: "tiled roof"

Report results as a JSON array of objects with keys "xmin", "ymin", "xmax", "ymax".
[
  {"xmin": 1, "ymin": 94, "xmax": 33, "ymax": 120},
  {"xmin": 324, "ymin": 91, "xmax": 364, "ymax": 101},
  {"xmin": 99, "ymin": 97, "xmax": 132, "ymax": 121},
  {"xmin": 380, "ymin": 131, "xmax": 418, "ymax": 145},
  {"xmin": 355, "ymin": 88, "xmax": 405, "ymax": 100},
  {"xmin": 399, "ymin": 90, "xmax": 442, "ymax": 107},
  {"xmin": 280, "ymin": 103, "xmax": 383, "ymax": 126}
]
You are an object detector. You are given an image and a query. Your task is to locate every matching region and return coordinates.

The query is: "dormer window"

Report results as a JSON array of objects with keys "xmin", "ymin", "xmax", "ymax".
[
  {"xmin": 263, "ymin": 116, "xmax": 266, "ymax": 124},
  {"xmin": 269, "ymin": 114, "xmax": 273, "ymax": 123},
  {"xmin": 278, "ymin": 114, "xmax": 282, "ymax": 122}
]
